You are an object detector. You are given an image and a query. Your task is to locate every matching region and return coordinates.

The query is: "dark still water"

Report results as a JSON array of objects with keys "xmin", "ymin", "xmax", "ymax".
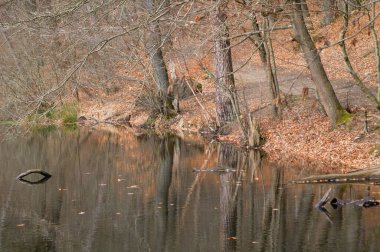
[{"xmin": 0, "ymin": 129, "xmax": 380, "ymax": 252}]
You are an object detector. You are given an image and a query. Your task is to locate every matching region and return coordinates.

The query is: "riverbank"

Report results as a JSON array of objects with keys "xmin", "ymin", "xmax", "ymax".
[
  {"xmin": 77, "ymin": 9, "xmax": 380, "ymax": 172},
  {"xmin": 77, "ymin": 66, "xmax": 380, "ymax": 172}
]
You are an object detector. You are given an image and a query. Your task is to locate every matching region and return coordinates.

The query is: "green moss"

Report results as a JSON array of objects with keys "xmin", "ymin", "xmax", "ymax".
[{"xmin": 337, "ymin": 110, "xmax": 352, "ymax": 125}]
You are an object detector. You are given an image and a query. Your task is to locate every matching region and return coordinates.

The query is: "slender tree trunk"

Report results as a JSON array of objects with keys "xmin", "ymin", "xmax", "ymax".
[
  {"xmin": 293, "ymin": 0, "xmax": 347, "ymax": 125},
  {"xmin": 339, "ymin": 2, "xmax": 380, "ymax": 109},
  {"xmin": 145, "ymin": 0, "xmax": 174, "ymax": 115},
  {"xmin": 247, "ymin": 10, "xmax": 280, "ymax": 118},
  {"xmin": 300, "ymin": 0, "xmax": 310, "ymax": 18},
  {"xmin": 370, "ymin": 1, "xmax": 380, "ymax": 101},
  {"xmin": 213, "ymin": 1, "xmax": 239, "ymax": 127},
  {"xmin": 262, "ymin": 16, "xmax": 281, "ymax": 117}
]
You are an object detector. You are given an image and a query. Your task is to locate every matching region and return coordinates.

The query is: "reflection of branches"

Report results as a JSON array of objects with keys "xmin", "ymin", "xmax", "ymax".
[
  {"xmin": 180, "ymin": 145, "xmax": 214, "ymax": 227},
  {"xmin": 0, "ymin": 181, "xmax": 14, "ymax": 249}
]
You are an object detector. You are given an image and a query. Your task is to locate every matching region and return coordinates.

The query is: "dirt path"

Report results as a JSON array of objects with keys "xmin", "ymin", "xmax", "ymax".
[{"xmin": 235, "ymin": 63, "xmax": 376, "ymax": 109}]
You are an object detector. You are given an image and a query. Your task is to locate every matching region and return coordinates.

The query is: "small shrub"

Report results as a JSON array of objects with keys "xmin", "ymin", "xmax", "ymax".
[{"xmin": 59, "ymin": 103, "xmax": 78, "ymax": 128}]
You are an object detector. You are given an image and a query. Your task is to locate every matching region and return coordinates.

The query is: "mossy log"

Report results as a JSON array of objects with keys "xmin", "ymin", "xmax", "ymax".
[{"xmin": 293, "ymin": 167, "xmax": 380, "ymax": 184}]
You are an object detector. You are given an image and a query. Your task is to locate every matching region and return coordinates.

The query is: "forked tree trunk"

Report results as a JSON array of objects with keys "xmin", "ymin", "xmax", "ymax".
[
  {"xmin": 293, "ymin": 0, "xmax": 347, "ymax": 125},
  {"xmin": 213, "ymin": 2, "xmax": 239, "ymax": 127}
]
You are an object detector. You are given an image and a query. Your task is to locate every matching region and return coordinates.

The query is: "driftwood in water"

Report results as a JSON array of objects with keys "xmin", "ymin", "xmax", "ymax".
[
  {"xmin": 293, "ymin": 167, "xmax": 380, "ymax": 184},
  {"xmin": 192, "ymin": 166, "xmax": 237, "ymax": 173},
  {"xmin": 331, "ymin": 196, "xmax": 380, "ymax": 209},
  {"xmin": 315, "ymin": 188, "xmax": 331, "ymax": 208},
  {"xmin": 17, "ymin": 169, "xmax": 52, "ymax": 184}
]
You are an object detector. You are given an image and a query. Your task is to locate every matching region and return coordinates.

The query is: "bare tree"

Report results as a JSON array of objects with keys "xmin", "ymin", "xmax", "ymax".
[
  {"xmin": 213, "ymin": 1, "xmax": 240, "ymax": 127},
  {"xmin": 292, "ymin": 0, "xmax": 348, "ymax": 126},
  {"xmin": 339, "ymin": 1, "xmax": 380, "ymax": 109},
  {"xmin": 145, "ymin": 0, "xmax": 174, "ymax": 116}
]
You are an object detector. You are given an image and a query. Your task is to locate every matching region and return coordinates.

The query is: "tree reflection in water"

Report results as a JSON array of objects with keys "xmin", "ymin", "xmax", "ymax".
[{"xmin": 0, "ymin": 130, "xmax": 380, "ymax": 251}]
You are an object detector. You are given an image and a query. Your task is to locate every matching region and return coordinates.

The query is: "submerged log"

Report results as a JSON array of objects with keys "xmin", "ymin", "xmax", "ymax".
[
  {"xmin": 293, "ymin": 167, "xmax": 380, "ymax": 184},
  {"xmin": 17, "ymin": 169, "xmax": 52, "ymax": 184},
  {"xmin": 192, "ymin": 166, "xmax": 237, "ymax": 173}
]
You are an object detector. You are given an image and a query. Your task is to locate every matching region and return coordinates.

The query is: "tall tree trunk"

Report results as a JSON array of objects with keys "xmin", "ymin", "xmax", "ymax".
[
  {"xmin": 293, "ymin": 0, "xmax": 347, "ymax": 126},
  {"xmin": 370, "ymin": 1, "xmax": 380, "ymax": 101},
  {"xmin": 145, "ymin": 0, "xmax": 174, "ymax": 115},
  {"xmin": 322, "ymin": 0, "xmax": 336, "ymax": 26},
  {"xmin": 213, "ymin": 2, "xmax": 239, "ymax": 127}
]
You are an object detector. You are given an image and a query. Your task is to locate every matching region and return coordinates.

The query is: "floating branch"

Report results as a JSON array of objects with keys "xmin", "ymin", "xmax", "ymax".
[{"xmin": 17, "ymin": 169, "xmax": 52, "ymax": 184}]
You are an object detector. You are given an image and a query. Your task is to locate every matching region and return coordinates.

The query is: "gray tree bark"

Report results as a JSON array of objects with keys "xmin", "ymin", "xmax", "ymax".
[
  {"xmin": 322, "ymin": 0, "xmax": 336, "ymax": 26},
  {"xmin": 293, "ymin": 0, "xmax": 347, "ymax": 126},
  {"xmin": 213, "ymin": 2, "xmax": 239, "ymax": 127},
  {"xmin": 145, "ymin": 0, "xmax": 174, "ymax": 115}
]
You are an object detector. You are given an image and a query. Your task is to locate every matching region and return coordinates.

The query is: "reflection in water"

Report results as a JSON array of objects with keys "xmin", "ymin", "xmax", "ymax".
[
  {"xmin": 17, "ymin": 170, "xmax": 52, "ymax": 185},
  {"xmin": 0, "ymin": 130, "xmax": 380, "ymax": 251}
]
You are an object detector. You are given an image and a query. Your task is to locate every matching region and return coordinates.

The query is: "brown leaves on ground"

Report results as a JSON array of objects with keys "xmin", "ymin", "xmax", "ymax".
[{"xmin": 261, "ymin": 102, "xmax": 380, "ymax": 172}]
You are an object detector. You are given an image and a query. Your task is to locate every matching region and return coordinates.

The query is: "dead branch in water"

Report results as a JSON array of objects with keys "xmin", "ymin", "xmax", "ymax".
[{"xmin": 293, "ymin": 167, "xmax": 380, "ymax": 184}]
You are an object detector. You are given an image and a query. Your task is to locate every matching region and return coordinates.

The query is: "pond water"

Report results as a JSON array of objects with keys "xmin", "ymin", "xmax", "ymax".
[{"xmin": 0, "ymin": 129, "xmax": 380, "ymax": 252}]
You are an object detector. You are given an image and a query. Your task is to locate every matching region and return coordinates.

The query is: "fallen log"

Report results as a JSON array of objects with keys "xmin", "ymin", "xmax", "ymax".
[{"xmin": 292, "ymin": 167, "xmax": 380, "ymax": 184}]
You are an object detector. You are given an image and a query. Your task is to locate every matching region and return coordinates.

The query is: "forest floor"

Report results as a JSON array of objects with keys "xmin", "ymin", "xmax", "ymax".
[{"xmin": 78, "ymin": 9, "xmax": 380, "ymax": 172}]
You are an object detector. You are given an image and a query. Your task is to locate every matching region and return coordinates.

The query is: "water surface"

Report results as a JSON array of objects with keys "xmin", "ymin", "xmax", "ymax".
[{"xmin": 0, "ymin": 129, "xmax": 379, "ymax": 251}]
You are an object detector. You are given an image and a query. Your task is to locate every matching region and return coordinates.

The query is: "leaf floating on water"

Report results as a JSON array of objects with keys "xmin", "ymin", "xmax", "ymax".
[
  {"xmin": 78, "ymin": 212, "xmax": 85, "ymax": 215},
  {"xmin": 227, "ymin": 237, "xmax": 237, "ymax": 240},
  {"xmin": 16, "ymin": 224, "xmax": 25, "ymax": 227}
]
